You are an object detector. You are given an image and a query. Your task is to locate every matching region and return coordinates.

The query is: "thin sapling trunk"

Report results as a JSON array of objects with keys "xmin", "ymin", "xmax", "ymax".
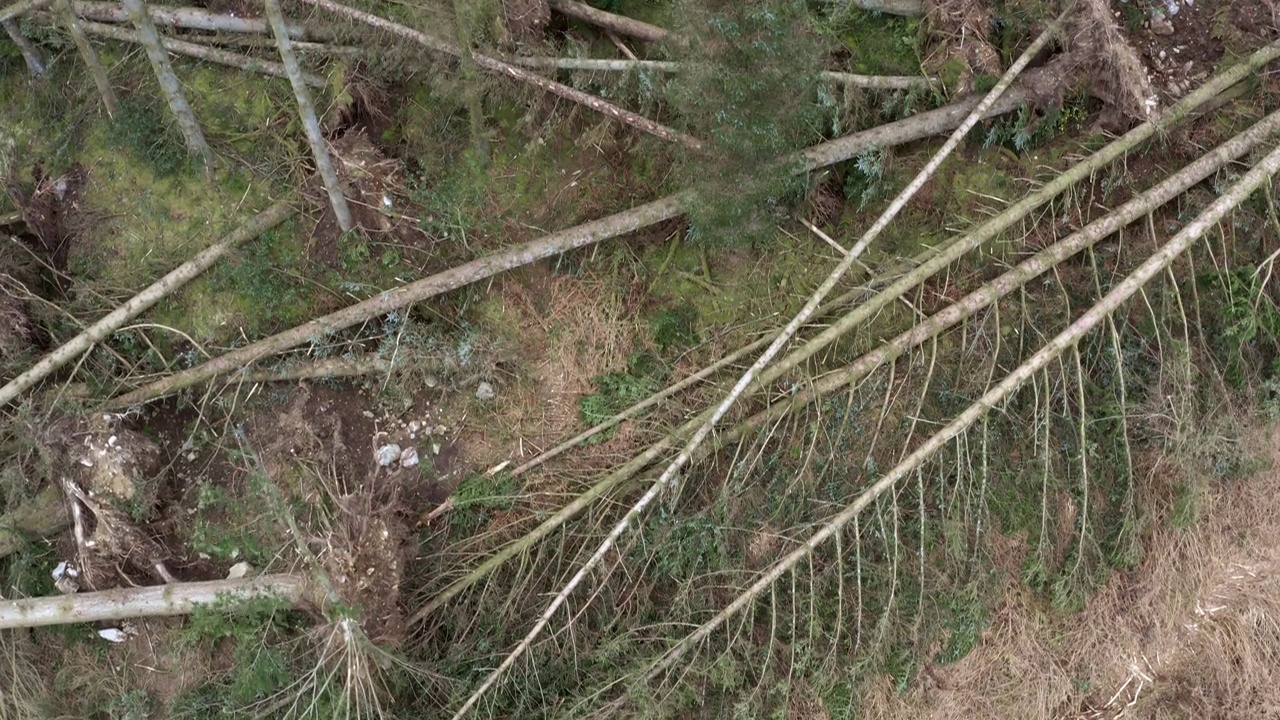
[
  {"xmin": 122, "ymin": 0, "xmax": 213, "ymax": 169},
  {"xmin": 263, "ymin": 0, "xmax": 352, "ymax": 232},
  {"xmin": 56, "ymin": 0, "xmax": 118, "ymax": 115},
  {"xmin": 3, "ymin": 18, "xmax": 46, "ymax": 76}
]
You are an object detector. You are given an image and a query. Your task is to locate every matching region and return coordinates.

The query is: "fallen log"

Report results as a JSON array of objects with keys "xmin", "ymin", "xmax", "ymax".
[
  {"xmin": 0, "ymin": 201, "xmax": 295, "ymax": 408},
  {"xmin": 547, "ymin": 0, "xmax": 666, "ymax": 43},
  {"xmin": 72, "ymin": 0, "xmax": 307, "ymax": 37},
  {"xmin": 78, "ymin": 20, "xmax": 325, "ymax": 87},
  {"xmin": 0, "ymin": 574, "xmax": 309, "ymax": 629}
]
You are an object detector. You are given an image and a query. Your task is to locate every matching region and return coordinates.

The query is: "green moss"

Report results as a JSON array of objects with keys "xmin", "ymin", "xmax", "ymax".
[{"xmin": 834, "ymin": 10, "xmax": 922, "ymax": 76}]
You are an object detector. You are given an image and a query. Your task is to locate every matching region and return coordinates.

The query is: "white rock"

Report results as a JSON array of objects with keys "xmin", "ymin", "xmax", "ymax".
[
  {"xmin": 226, "ymin": 561, "xmax": 254, "ymax": 580},
  {"xmin": 475, "ymin": 381, "xmax": 496, "ymax": 401},
  {"xmin": 400, "ymin": 447, "xmax": 420, "ymax": 468},
  {"xmin": 97, "ymin": 628, "xmax": 128, "ymax": 643},
  {"xmin": 376, "ymin": 444, "xmax": 402, "ymax": 466}
]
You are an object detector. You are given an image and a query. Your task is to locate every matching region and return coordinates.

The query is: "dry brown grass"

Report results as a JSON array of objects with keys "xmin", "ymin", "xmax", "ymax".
[
  {"xmin": 464, "ymin": 265, "xmax": 648, "ymax": 476},
  {"xmin": 862, "ymin": 420, "xmax": 1280, "ymax": 719}
]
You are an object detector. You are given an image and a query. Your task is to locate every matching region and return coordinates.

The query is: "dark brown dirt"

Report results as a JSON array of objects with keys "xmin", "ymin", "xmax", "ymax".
[
  {"xmin": 1121, "ymin": 0, "xmax": 1279, "ymax": 107},
  {"xmin": 4, "ymin": 164, "xmax": 85, "ymax": 291}
]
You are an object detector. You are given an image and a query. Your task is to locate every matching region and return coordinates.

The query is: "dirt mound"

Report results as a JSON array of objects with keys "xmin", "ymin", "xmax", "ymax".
[{"xmin": 503, "ymin": 0, "xmax": 550, "ymax": 42}]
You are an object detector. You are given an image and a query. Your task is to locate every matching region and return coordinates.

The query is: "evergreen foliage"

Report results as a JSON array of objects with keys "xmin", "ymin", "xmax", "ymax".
[{"xmin": 665, "ymin": 0, "xmax": 828, "ymax": 245}]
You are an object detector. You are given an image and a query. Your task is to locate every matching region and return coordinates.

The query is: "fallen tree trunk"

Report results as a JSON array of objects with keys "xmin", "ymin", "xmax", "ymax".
[
  {"xmin": 78, "ymin": 20, "xmax": 325, "ymax": 87},
  {"xmin": 547, "ymin": 0, "xmax": 666, "ymax": 43},
  {"xmin": 0, "ymin": 201, "xmax": 295, "ymax": 408},
  {"xmin": 107, "ymin": 79, "xmax": 1041, "ymax": 409},
  {"xmin": 647, "ymin": 125, "xmax": 1280, "ymax": 685},
  {"xmin": 504, "ymin": 56, "xmax": 936, "ymax": 90},
  {"xmin": 0, "ymin": 574, "xmax": 309, "ymax": 628},
  {"xmin": 124, "ymin": 0, "xmax": 212, "ymax": 167},
  {"xmin": 851, "ymin": 0, "xmax": 923, "ymax": 15},
  {"xmin": 264, "ymin": 0, "xmax": 350, "ymax": 231},
  {"xmin": 56, "ymin": 0, "xmax": 118, "ymax": 116},
  {"xmin": 71, "ymin": 0, "xmax": 307, "ymax": 37}
]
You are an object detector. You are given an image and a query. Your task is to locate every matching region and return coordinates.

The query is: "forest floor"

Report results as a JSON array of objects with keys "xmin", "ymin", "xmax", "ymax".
[{"xmin": 3, "ymin": 0, "xmax": 1280, "ymax": 717}]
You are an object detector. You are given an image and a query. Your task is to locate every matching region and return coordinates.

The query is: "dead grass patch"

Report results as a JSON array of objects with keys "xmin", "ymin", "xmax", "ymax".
[{"xmin": 861, "ymin": 419, "xmax": 1280, "ymax": 719}]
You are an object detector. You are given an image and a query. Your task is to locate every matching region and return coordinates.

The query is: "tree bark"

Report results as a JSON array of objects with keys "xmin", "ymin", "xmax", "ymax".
[
  {"xmin": 79, "ymin": 19, "xmax": 324, "ymax": 87},
  {"xmin": 3, "ymin": 18, "xmax": 46, "ymax": 76},
  {"xmin": 0, "ymin": 201, "xmax": 294, "ymax": 408},
  {"xmin": 546, "ymin": 0, "xmax": 666, "ymax": 43},
  {"xmin": 55, "ymin": 0, "xmax": 118, "ymax": 116},
  {"xmin": 0, "ymin": 574, "xmax": 309, "ymax": 628},
  {"xmin": 504, "ymin": 56, "xmax": 935, "ymax": 90},
  {"xmin": 296, "ymin": 0, "xmax": 703, "ymax": 150},
  {"xmin": 263, "ymin": 0, "xmax": 351, "ymax": 232},
  {"xmin": 72, "ymin": 0, "xmax": 306, "ymax": 36},
  {"xmin": 121, "ymin": 0, "xmax": 213, "ymax": 169}
]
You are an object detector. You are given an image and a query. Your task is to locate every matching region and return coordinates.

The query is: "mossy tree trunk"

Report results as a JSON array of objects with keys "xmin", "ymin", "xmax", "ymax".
[
  {"xmin": 55, "ymin": 0, "xmax": 118, "ymax": 116},
  {"xmin": 2, "ymin": 18, "xmax": 46, "ymax": 76},
  {"xmin": 263, "ymin": 0, "xmax": 352, "ymax": 232},
  {"xmin": 121, "ymin": 0, "xmax": 213, "ymax": 169}
]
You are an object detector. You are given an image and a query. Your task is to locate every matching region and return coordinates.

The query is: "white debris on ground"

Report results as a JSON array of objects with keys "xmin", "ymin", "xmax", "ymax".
[{"xmin": 52, "ymin": 561, "xmax": 80, "ymax": 594}]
